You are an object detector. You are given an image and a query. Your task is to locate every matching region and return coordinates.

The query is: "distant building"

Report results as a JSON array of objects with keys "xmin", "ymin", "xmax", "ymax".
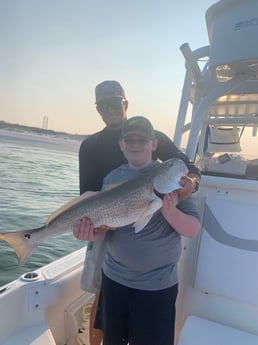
[{"xmin": 42, "ymin": 115, "xmax": 48, "ymax": 130}]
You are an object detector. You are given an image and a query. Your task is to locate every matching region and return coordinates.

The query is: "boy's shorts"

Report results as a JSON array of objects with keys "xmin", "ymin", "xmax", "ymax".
[{"xmin": 98, "ymin": 272, "xmax": 178, "ymax": 344}]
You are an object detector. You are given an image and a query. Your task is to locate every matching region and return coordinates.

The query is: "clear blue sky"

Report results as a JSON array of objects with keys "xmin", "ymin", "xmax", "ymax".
[{"xmin": 0, "ymin": 0, "xmax": 216, "ymax": 135}]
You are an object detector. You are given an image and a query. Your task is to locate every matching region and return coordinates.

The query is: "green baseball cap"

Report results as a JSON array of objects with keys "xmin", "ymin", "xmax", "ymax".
[{"xmin": 121, "ymin": 116, "xmax": 155, "ymax": 140}]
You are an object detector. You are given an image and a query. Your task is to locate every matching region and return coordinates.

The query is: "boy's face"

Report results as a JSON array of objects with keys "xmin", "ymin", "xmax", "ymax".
[{"xmin": 119, "ymin": 134, "xmax": 158, "ymax": 169}]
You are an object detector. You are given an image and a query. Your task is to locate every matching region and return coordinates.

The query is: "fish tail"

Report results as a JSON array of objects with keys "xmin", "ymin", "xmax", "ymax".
[{"xmin": 0, "ymin": 230, "xmax": 36, "ymax": 266}]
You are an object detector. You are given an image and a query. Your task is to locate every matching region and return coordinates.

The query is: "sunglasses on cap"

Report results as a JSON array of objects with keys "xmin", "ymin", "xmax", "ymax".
[{"xmin": 97, "ymin": 99, "xmax": 124, "ymax": 113}]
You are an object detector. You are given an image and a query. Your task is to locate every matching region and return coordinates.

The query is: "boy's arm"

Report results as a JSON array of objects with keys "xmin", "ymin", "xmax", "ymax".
[{"xmin": 161, "ymin": 191, "xmax": 201, "ymax": 237}]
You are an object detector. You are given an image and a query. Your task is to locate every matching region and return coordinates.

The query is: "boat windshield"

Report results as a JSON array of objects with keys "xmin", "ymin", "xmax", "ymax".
[{"xmin": 196, "ymin": 126, "xmax": 258, "ymax": 180}]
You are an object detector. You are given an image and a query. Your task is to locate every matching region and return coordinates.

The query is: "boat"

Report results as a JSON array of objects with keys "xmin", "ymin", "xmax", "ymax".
[{"xmin": 1, "ymin": 0, "xmax": 258, "ymax": 344}]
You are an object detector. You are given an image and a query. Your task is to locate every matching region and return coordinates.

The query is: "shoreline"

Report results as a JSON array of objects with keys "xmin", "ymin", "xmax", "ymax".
[{"xmin": 0, "ymin": 129, "xmax": 81, "ymax": 154}]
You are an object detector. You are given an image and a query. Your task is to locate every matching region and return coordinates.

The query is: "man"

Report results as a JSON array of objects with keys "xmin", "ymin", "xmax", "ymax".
[
  {"xmin": 79, "ymin": 80, "xmax": 200, "ymax": 195},
  {"xmin": 77, "ymin": 80, "xmax": 200, "ymax": 345}
]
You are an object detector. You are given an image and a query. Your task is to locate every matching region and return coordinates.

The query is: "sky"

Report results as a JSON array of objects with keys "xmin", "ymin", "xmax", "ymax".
[{"xmin": 0, "ymin": 0, "xmax": 216, "ymax": 136}]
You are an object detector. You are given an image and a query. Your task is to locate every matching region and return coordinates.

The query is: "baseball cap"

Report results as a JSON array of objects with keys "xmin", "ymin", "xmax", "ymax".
[
  {"xmin": 121, "ymin": 116, "xmax": 155, "ymax": 140},
  {"xmin": 95, "ymin": 80, "xmax": 126, "ymax": 103}
]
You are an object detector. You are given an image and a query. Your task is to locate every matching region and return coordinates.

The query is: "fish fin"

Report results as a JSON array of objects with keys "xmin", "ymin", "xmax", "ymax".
[
  {"xmin": 0, "ymin": 231, "xmax": 35, "ymax": 266},
  {"xmin": 134, "ymin": 214, "xmax": 154, "ymax": 233},
  {"xmin": 48, "ymin": 181, "xmax": 127, "ymax": 224},
  {"xmin": 102, "ymin": 180, "xmax": 127, "ymax": 191},
  {"xmin": 47, "ymin": 191, "xmax": 99, "ymax": 224},
  {"xmin": 134, "ymin": 197, "xmax": 163, "ymax": 233}
]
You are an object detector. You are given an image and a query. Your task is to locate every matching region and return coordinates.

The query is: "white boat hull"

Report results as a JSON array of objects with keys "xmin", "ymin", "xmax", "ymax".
[{"xmin": 0, "ymin": 248, "xmax": 94, "ymax": 345}]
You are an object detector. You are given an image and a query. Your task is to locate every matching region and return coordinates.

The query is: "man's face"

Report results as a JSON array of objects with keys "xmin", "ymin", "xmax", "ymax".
[{"xmin": 96, "ymin": 97, "xmax": 128, "ymax": 129}]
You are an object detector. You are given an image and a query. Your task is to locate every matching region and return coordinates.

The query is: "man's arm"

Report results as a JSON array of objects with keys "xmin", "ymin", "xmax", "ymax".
[{"xmin": 79, "ymin": 139, "xmax": 103, "ymax": 194}]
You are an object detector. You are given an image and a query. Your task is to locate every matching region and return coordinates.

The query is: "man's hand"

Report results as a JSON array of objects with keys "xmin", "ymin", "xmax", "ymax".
[
  {"xmin": 73, "ymin": 217, "xmax": 114, "ymax": 241},
  {"xmin": 177, "ymin": 175, "xmax": 199, "ymax": 200}
]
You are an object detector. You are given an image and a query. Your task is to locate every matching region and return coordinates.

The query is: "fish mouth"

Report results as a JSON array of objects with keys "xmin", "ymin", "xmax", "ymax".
[{"xmin": 154, "ymin": 189, "xmax": 165, "ymax": 199}]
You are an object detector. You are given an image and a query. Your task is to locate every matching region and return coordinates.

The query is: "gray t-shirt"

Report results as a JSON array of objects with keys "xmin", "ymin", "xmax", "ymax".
[{"xmin": 102, "ymin": 161, "xmax": 200, "ymax": 291}]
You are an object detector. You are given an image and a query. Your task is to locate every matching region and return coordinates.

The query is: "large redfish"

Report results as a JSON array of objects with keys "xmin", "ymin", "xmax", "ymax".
[{"xmin": 0, "ymin": 158, "xmax": 188, "ymax": 265}]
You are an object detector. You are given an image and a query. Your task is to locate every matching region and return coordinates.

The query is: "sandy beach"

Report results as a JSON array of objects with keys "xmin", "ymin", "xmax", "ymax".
[{"xmin": 0, "ymin": 129, "xmax": 81, "ymax": 154}]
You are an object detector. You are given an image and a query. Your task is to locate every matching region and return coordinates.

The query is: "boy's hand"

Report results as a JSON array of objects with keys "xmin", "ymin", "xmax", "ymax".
[
  {"xmin": 161, "ymin": 191, "xmax": 179, "ymax": 218},
  {"xmin": 73, "ymin": 217, "xmax": 113, "ymax": 241}
]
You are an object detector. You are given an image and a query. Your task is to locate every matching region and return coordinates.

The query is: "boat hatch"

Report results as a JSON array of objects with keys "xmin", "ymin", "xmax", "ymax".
[{"xmin": 177, "ymin": 316, "xmax": 258, "ymax": 345}]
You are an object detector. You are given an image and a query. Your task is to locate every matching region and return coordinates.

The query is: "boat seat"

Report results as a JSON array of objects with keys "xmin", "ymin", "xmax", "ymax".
[
  {"xmin": 2, "ymin": 325, "xmax": 56, "ymax": 345},
  {"xmin": 177, "ymin": 316, "xmax": 258, "ymax": 345}
]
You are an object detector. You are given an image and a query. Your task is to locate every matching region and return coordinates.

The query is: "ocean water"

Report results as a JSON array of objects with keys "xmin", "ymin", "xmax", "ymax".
[{"xmin": 0, "ymin": 130, "xmax": 85, "ymax": 287}]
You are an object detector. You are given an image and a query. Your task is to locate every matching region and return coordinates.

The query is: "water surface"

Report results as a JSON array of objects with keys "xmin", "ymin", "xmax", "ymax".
[{"xmin": 0, "ymin": 131, "xmax": 85, "ymax": 286}]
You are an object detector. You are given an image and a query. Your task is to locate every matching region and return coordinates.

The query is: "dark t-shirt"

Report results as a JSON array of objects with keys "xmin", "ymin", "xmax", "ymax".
[{"xmin": 79, "ymin": 126, "xmax": 200, "ymax": 194}]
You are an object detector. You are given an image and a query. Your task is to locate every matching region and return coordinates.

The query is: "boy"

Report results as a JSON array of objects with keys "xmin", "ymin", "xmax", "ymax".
[{"xmin": 74, "ymin": 116, "xmax": 200, "ymax": 345}]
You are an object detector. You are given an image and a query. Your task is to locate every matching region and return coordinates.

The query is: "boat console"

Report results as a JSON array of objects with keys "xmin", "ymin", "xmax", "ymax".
[{"xmin": 175, "ymin": 0, "xmax": 258, "ymax": 344}]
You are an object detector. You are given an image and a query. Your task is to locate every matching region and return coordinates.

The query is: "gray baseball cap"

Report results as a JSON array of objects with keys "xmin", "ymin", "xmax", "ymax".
[{"xmin": 95, "ymin": 80, "xmax": 126, "ymax": 103}]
